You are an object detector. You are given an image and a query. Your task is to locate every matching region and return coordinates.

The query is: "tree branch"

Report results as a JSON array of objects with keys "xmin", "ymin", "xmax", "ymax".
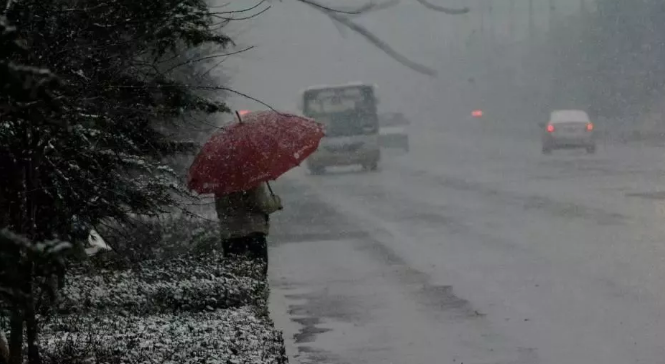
[
  {"xmin": 331, "ymin": 0, "xmax": 399, "ymax": 36},
  {"xmin": 296, "ymin": 0, "xmax": 375, "ymax": 15},
  {"xmin": 213, "ymin": 0, "xmax": 265, "ymax": 13},
  {"xmin": 297, "ymin": 0, "xmax": 473, "ymax": 76},
  {"xmin": 346, "ymin": 0, "xmax": 400, "ymax": 17},
  {"xmin": 414, "ymin": 0, "xmax": 469, "ymax": 14},
  {"xmin": 211, "ymin": 4, "xmax": 271, "ymax": 21},
  {"xmin": 162, "ymin": 46, "xmax": 255, "ymax": 75},
  {"xmin": 311, "ymin": 5, "xmax": 437, "ymax": 76}
]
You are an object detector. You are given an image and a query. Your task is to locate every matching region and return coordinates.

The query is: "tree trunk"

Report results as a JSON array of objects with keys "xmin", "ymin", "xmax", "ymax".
[
  {"xmin": 8, "ymin": 310, "xmax": 22, "ymax": 364},
  {"xmin": 25, "ymin": 263, "xmax": 39, "ymax": 364},
  {"xmin": 26, "ymin": 301, "xmax": 39, "ymax": 364},
  {"xmin": 0, "ymin": 187, "xmax": 8, "ymax": 230},
  {"xmin": 0, "ymin": 329, "xmax": 9, "ymax": 364},
  {"xmin": 26, "ymin": 318, "xmax": 39, "ymax": 364}
]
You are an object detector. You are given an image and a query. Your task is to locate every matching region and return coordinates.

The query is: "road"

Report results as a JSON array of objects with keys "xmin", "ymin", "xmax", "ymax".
[
  {"xmin": 268, "ymin": 120, "xmax": 665, "ymax": 364},
  {"xmin": 211, "ymin": 2, "xmax": 665, "ymax": 363}
]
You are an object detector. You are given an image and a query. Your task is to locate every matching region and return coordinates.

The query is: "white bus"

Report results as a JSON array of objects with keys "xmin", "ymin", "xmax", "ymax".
[{"xmin": 299, "ymin": 83, "xmax": 381, "ymax": 174}]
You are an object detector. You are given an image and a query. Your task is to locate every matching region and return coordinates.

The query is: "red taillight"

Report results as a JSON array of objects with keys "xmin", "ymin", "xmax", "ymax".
[
  {"xmin": 472, "ymin": 110, "xmax": 483, "ymax": 118},
  {"xmin": 547, "ymin": 124, "xmax": 555, "ymax": 133},
  {"xmin": 586, "ymin": 122, "xmax": 593, "ymax": 131}
]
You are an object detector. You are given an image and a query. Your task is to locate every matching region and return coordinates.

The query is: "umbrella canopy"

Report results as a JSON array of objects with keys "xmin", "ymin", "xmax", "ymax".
[{"xmin": 187, "ymin": 110, "xmax": 325, "ymax": 195}]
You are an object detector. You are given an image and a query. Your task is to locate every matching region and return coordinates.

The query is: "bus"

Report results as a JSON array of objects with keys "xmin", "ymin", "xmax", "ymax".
[{"xmin": 299, "ymin": 82, "xmax": 381, "ymax": 174}]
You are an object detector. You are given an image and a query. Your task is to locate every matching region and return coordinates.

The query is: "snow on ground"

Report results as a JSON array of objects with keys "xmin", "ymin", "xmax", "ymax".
[
  {"xmin": 42, "ymin": 307, "xmax": 285, "ymax": 364},
  {"xmin": 59, "ymin": 253, "xmax": 266, "ymax": 315},
  {"xmin": 40, "ymin": 242, "xmax": 287, "ymax": 364}
]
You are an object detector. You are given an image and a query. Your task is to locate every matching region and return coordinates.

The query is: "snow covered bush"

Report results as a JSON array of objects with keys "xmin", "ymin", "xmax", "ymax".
[
  {"xmin": 41, "ymin": 307, "xmax": 287, "ymax": 364},
  {"xmin": 59, "ymin": 256, "xmax": 267, "ymax": 315},
  {"xmin": 44, "ymin": 244, "xmax": 285, "ymax": 364}
]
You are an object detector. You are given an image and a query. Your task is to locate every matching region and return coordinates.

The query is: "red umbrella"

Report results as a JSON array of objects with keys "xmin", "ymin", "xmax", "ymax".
[{"xmin": 187, "ymin": 110, "xmax": 325, "ymax": 195}]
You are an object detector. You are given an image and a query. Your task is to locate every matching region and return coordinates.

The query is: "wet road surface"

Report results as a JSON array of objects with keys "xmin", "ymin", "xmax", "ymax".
[
  {"xmin": 212, "ymin": 2, "xmax": 665, "ymax": 363},
  {"xmin": 268, "ymin": 121, "xmax": 665, "ymax": 364}
]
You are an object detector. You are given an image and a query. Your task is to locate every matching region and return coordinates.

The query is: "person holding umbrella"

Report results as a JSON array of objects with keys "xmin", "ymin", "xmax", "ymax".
[
  {"xmin": 188, "ymin": 110, "xmax": 324, "ymax": 274},
  {"xmin": 214, "ymin": 182, "xmax": 282, "ymax": 272}
]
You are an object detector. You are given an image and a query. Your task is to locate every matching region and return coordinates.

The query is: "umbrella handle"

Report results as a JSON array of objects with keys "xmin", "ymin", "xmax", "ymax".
[{"xmin": 266, "ymin": 181, "xmax": 283, "ymax": 211}]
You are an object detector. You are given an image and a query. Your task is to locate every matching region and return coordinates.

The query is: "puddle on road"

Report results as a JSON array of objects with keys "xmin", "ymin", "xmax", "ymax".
[
  {"xmin": 272, "ymin": 231, "xmax": 369, "ymax": 245},
  {"xmin": 292, "ymin": 317, "xmax": 332, "ymax": 344},
  {"xmin": 625, "ymin": 191, "xmax": 665, "ymax": 200},
  {"xmin": 274, "ymin": 285, "xmax": 361, "ymax": 364}
]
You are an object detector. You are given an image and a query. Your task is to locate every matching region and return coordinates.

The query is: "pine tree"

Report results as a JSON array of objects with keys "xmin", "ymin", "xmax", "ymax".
[{"xmin": 0, "ymin": 1, "xmax": 232, "ymax": 362}]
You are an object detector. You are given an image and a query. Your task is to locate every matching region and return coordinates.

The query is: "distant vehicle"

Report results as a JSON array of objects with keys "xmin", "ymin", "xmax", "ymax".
[
  {"xmin": 378, "ymin": 112, "xmax": 410, "ymax": 151},
  {"xmin": 541, "ymin": 110, "xmax": 596, "ymax": 154},
  {"xmin": 298, "ymin": 82, "xmax": 381, "ymax": 174},
  {"xmin": 471, "ymin": 109, "xmax": 483, "ymax": 118}
]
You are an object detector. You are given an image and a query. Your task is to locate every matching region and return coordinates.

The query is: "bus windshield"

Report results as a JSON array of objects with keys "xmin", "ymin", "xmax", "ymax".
[{"xmin": 303, "ymin": 85, "xmax": 378, "ymax": 137}]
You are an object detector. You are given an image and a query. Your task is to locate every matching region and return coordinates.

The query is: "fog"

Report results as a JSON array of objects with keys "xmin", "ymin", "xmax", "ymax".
[
  {"xmin": 214, "ymin": 1, "xmax": 665, "ymax": 364},
  {"xmin": 4, "ymin": 0, "xmax": 662, "ymax": 363}
]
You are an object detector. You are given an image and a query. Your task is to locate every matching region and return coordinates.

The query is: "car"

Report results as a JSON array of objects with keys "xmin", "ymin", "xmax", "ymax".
[
  {"xmin": 378, "ymin": 112, "xmax": 410, "ymax": 151},
  {"xmin": 541, "ymin": 110, "xmax": 596, "ymax": 154}
]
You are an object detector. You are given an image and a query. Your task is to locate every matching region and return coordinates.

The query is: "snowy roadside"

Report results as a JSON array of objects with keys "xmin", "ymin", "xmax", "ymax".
[{"xmin": 37, "ymin": 217, "xmax": 288, "ymax": 364}]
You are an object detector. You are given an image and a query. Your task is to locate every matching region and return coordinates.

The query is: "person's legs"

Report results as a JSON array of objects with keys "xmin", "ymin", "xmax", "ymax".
[
  {"xmin": 235, "ymin": 237, "xmax": 250, "ymax": 256},
  {"xmin": 247, "ymin": 233, "xmax": 268, "ymax": 275},
  {"xmin": 222, "ymin": 238, "xmax": 232, "ymax": 258},
  {"xmin": 222, "ymin": 236, "xmax": 250, "ymax": 258},
  {"xmin": 224, "ymin": 234, "xmax": 268, "ymax": 274}
]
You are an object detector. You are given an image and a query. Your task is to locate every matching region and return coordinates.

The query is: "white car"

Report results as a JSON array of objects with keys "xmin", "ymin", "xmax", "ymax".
[{"xmin": 541, "ymin": 110, "xmax": 596, "ymax": 154}]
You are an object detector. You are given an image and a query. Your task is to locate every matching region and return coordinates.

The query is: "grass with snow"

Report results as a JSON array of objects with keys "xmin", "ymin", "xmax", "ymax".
[
  {"xmin": 39, "ymin": 216, "xmax": 287, "ymax": 364},
  {"xmin": 59, "ymin": 253, "xmax": 267, "ymax": 315}
]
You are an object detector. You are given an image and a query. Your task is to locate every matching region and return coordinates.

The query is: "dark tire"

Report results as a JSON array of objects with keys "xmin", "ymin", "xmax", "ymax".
[
  {"xmin": 542, "ymin": 146, "xmax": 552, "ymax": 155},
  {"xmin": 363, "ymin": 160, "xmax": 379, "ymax": 172},
  {"xmin": 309, "ymin": 165, "xmax": 325, "ymax": 175},
  {"xmin": 586, "ymin": 145, "xmax": 596, "ymax": 154}
]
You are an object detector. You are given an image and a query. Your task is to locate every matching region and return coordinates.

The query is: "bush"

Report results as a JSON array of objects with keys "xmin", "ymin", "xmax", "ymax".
[
  {"xmin": 41, "ymin": 307, "xmax": 287, "ymax": 364},
  {"xmin": 60, "ymin": 254, "xmax": 267, "ymax": 315},
  {"xmin": 95, "ymin": 214, "xmax": 220, "ymax": 265},
  {"xmin": 39, "ymin": 214, "xmax": 287, "ymax": 364}
]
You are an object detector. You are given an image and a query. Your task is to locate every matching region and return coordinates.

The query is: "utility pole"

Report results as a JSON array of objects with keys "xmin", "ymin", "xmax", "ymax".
[
  {"xmin": 549, "ymin": 0, "xmax": 555, "ymax": 31},
  {"xmin": 479, "ymin": 0, "xmax": 485, "ymax": 38},
  {"xmin": 488, "ymin": 2, "xmax": 495, "ymax": 48},
  {"xmin": 548, "ymin": 0, "xmax": 556, "ymax": 111},
  {"xmin": 449, "ymin": 3, "xmax": 458, "ymax": 57},
  {"xmin": 528, "ymin": 0, "xmax": 535, "ymax": 40},
  {"xmin": 509, "ymin": 0, "xmax": 515, "ymax": 40},
  {"xmin": 452, "ymin": 0, "xmax": 464, "ymax": 55}
]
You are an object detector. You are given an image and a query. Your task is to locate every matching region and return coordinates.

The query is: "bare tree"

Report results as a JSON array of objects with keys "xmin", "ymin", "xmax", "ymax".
[
  {"xmin": 218, "ymin": 0, "xmax": 468, "ymax": 76},
  {"xmin": 264, "ymin": 0, "xmax": 469, "ymax": 77},
  {"xmin": 295, "ymin": 0, "xmax": 469, "ymax": 77}
]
